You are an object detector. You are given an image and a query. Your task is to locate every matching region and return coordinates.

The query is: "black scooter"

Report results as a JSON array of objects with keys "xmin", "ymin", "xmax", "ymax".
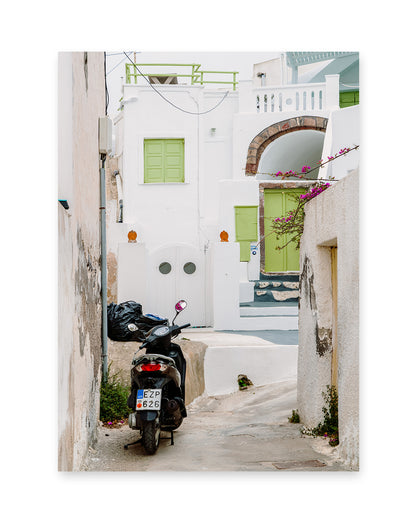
[{"xmin": 124, "ymin": 300, "xmax": 190, "ymax": 454}]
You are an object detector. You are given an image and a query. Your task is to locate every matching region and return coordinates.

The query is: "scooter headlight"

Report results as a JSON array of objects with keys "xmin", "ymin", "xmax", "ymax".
[{"xmin": 153, "ymin": 326, "xmax": 170, "ymax": 337}]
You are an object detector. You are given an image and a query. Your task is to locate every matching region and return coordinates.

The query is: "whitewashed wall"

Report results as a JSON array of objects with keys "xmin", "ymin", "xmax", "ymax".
[
  {"xmin": 298, "ymin": 169, "xmax": 359, "ymax": 469},
  {"xmin": 319, "ymin": 105, "xmax": 360, "ymax": 179},
  {"xmin": 111, "ymin": 85, "xmax": 238, "ymax": 325}
]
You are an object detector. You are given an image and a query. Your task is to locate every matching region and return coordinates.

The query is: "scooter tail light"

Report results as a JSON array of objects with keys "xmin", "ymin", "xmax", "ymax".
[
  {"xmin": 137, "ymin": 363, "xmax": 168, "ymax": 372},
  {"xmin": 141, "ymin": 363, "xmax": 161, "ymax": 372}
]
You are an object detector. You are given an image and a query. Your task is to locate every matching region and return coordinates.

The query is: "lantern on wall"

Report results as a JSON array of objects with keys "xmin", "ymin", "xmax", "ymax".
[
  {"xmin": 128, "ymin": 230, "xmax": 137, "ymax": 243},
  {"xmin": 220, "ymin": 230, "xmax": 229, "ymax": 242}
]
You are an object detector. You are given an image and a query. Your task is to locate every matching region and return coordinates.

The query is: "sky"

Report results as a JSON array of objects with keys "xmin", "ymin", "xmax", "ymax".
[{"xmin": 105, "ymin": 51, "xmax": 280, "ymax": 115}]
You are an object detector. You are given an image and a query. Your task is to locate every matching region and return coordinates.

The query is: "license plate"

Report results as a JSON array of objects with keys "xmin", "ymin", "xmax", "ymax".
[{"xmin": 136, "ymin": 389, "xmax": 162, "ymax": 410}]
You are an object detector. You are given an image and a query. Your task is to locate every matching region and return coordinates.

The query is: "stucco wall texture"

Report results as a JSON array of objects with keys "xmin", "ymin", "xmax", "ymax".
[
  {"xmin": 298, "ymin": 169, "xmax": 359, "ymax": 469},
  {"xmin": 58, "ymin": 52, "xmax": 105, "ymax": 471}
]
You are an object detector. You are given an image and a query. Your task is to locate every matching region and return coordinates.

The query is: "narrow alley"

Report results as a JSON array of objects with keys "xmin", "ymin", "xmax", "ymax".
[{"xmin": 84, "ymin": 377, "xmax": 350, "ymax": 472}]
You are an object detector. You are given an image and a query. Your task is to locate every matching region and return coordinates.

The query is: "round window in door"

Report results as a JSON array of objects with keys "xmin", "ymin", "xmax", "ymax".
[
  {"xmin": 183, "ymin": 262, "xmax": 196, "ymax": 275},
  {"xmin": 159, "ymin": 262, "xmax": 172, "ymax": 274}
]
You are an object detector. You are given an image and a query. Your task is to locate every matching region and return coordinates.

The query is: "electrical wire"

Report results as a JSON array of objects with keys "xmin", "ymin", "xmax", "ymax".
[
  {"xmin": 106, "ymin": 51, "xmax": 133, "ymax": 76},
  {"xmin": 123, "ymin": 52, "xmax": 230, "ymax": 115}
]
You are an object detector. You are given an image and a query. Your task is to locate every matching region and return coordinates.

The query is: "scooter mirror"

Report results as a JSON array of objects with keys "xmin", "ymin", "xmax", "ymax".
[{"xmin": 175, "ymin": 300, "xmax": 187, "ymax": 312}]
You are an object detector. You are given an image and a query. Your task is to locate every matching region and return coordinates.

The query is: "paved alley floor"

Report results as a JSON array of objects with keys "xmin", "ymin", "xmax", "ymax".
[{"xmin": 83, "ymin": 378, "xmax": 352, "ymax": 472}]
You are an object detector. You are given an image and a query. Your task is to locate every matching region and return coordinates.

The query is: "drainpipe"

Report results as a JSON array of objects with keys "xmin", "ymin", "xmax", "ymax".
[
  {"xmin": 100, "ymin": 153, "xmax": 108, "ymax": 383},
  {"xmin": 113, "ymin": 169, "xmax": 124, "ymax": 223}
]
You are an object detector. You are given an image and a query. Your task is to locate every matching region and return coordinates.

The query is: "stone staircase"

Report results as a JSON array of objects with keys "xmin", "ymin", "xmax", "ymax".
[
  {"xmin": 252, "ymin": 273, "xmax": 299, "ymax": 304},
  {"xmin": 238, "ymin": 274, "xmax": 299, "ymax": 331}
]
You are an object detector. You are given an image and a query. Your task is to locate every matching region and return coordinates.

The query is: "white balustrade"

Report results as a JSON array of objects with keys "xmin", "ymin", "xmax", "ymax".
[
  {"xmin": 238, "ymin": 75, "xmax": 339, "ymax": 114},
  {"xmin": 253, "ymin": 82, "xmax": 327, "ymax": 113}
]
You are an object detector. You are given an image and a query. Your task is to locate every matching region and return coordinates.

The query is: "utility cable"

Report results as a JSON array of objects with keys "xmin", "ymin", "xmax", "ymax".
[
  {"xmin": 106, "ymin": 51, "xmax": 133, "ymax": 76},
  {"xmin": 123, "ymin": 52, "xmax": 230, "ymax": 115}
]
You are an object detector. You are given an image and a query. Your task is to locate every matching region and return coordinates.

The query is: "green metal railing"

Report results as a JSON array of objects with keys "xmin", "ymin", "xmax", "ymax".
[{"xmin": 125, "ymin": 63, "xmax": 239, "ymax": 90}]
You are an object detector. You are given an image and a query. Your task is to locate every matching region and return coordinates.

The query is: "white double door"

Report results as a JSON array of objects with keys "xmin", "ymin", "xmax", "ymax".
[{"xmin": 147, "ymin": 244, "xmax": 206, "ymax": 327}]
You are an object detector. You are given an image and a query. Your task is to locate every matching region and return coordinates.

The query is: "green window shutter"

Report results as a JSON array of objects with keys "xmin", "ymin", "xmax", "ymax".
[
  {"xmin": 235, "ymin": 206, "xmax": 258, "ymax": 262},
  {"xmin": 144, "ymin": 140, "xmax": 164, "ymax": 183},
  {"xmin": 164, "ymin": 140, "xmax": 184, "ymax": 182},
  {"xmin": 339, "ymin": 90, "xmax": 359, "ymax": 108},
  {"xmin": 144, "ymin": 139, "xmax": 184, "ymax": 183}
]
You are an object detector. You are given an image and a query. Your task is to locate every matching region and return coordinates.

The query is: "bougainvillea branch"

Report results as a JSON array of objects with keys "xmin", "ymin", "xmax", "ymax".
[
  {"xmin": 257, "ymin": 145, "xmax": 359, "ymax": 251},
  {"xmin": 269, "ymin": 180, "xmax": 332, "ymax": 251},
  {"xmin": 256, "ymin": 144, "xmax": 359, "ymax": 179}
]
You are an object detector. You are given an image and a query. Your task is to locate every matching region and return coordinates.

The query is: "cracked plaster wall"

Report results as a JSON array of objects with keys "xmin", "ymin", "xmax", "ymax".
[
  {"xmin": 298, "ymin": 169, "xmax": 359, "ymax": 469},
  {"xmin": 58, "ymin": 52, "xmax": 105, "ymax": 471}
]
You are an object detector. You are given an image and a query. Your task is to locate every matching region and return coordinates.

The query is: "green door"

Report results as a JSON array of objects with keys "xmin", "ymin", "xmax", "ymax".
[
  {"xmin": 235, "ymin": 206, "xmax": 258, "ymax": 262},
  {"xmin": 264, "ymin": 188, "xmax": 305, "ymax": 272}
]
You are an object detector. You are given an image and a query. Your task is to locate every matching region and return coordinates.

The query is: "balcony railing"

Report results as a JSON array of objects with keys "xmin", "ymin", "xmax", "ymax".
[
  {"xmin": 239, "ymin": 75, "xmax": 340, "ymax": 113},
  {"xmin": 125, "ymin": 63, "xmax": 239, "ymax": 90},
  {"xmin": 254, "ymin": 83, "xmax": 326, "ymax": 113}
]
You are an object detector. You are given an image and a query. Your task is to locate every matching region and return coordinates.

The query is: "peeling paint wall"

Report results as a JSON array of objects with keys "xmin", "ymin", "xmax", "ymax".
[
  {"xmin": 58, "ymin": 52, "xmax": 105, "ymax": 471},
  {"xmin": 298, "ymin": 169, "xmax": 359, "ymax": 469}
]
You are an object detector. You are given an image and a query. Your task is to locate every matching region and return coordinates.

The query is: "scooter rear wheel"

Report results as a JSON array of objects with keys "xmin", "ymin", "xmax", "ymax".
[{"xmin": 142, "ymin": 418, "xmax": 160, "ymax": 455}]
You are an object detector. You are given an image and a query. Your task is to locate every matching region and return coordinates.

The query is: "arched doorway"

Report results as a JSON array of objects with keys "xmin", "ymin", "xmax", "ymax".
[
  {"xmin": 245, "ymin": 116, "xmax": 327, "ymax": 176},
  {"xmin": 245, "ymin": 117, "xmax": 328, "ymax": 274}
]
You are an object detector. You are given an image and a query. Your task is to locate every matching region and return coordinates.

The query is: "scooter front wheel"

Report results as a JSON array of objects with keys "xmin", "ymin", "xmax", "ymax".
[{"xmin": 142, "ymin": 418, "xmax": 161, "ymax": 455}]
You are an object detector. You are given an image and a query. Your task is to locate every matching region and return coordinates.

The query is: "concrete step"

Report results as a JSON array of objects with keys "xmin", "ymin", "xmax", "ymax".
[
  {"xmin": 259, "ymin": 273, "xmax": 299, "ymax": 282},
  {"xmin": 236, "ymin": 315, "xmax": 298, "ymax": 331},
  {"xmin": 240, "ymin": 305, "xmax": 298, "ymax": 317}
]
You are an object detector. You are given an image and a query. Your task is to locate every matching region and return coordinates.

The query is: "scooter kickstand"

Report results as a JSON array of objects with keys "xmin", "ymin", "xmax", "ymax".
[
  {"xmin": 124, "ymin": 437, "xmax": 143, "ymax": 450},
  {"xmin": 170, "ymin": 431, "xmax": 174, "ymax": 446}
]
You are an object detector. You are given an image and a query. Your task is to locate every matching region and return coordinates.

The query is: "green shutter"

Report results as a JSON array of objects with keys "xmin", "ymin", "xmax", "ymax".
[
  {"xmin": 339, "ymin": 90, "xmax": 359, "ymax": 108},
  {"xmin": 144, "ymin": 140, "xmax": 164, "ymax": 183},
  {"xmin": 235, "ymin": 206, "xmax": 258, "ymax": 262},
  {"xmin": 144, "ymin": 139, "xmax": 184, "ymax": 183},
  {"xmin": 164, "ymin": 140, "xmax": 184, "ymax": 182}
]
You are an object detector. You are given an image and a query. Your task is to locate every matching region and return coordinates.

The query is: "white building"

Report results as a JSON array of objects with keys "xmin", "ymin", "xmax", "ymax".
[{"xmin": 107, "ymin": 52, "xmax": 359, "ymax": 332}]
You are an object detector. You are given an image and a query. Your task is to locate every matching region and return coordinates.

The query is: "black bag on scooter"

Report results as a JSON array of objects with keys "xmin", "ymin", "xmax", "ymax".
[{"xmin": 107, "ymin": 301, "xmax": 167, "ymax": 342}]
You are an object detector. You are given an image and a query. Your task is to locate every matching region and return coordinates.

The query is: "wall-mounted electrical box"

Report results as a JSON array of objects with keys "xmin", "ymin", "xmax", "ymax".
[{"xmin": 99, "ymin": 116, "xmax": 112, "ymax": 155}]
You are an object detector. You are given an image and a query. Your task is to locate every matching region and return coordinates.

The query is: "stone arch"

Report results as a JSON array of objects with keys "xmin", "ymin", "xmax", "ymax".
[{"xmin": 245, "ymin": 116, "xmax": 328, "ymax": 175}]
